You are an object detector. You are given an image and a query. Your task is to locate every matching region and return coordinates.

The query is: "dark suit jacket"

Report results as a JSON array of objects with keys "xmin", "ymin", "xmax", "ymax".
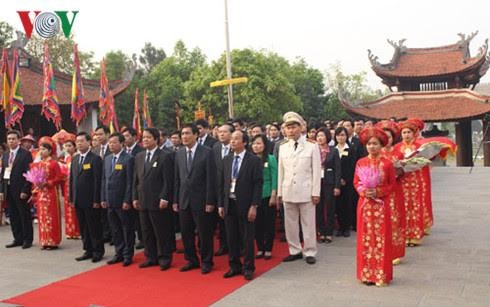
[
  {"xmin": 93, "ymin": 144, "xmax": 111, "ymax": 159},
  {"xmin": 133, "ymin": 148, "xmax": 174, "ymax": 210},
  {"xmin": 350, "ymin": 136, "xmax": 366, "ymax": 160},
  {"xmin": 174, "ymin": 144, "xmax": 217, "ymax": 212},
  {"xmin": 101, "ymin": 151, "xmax": 134, "ymax": 208},
  {"xmin": 219, "ymin": 151, "xmax": 263, "ymax": 216},
  {"xmin": 0, "ymin": 147, "xmax": 33, "ymax": 198},
  {"xmin": 338, "ymin": 146, "xmax": 356, "ymax": 185},
  {"xmin": 212, "ymin": 142, "xmax": 232, "ymax": 177},
  {"xmin": 128, "ymin": 144, "xmax": 143, "ymax": 157},
  {"xmin": 69, "ymin": 151, "xmax": 102, "ymax": 208},
  {"xmin": 202, "ymin": 135, "xmax": 218, "ymax": 148},
  {"xmin": 323, "ymin": 146, "xmax": 341, "ymax": 188}
]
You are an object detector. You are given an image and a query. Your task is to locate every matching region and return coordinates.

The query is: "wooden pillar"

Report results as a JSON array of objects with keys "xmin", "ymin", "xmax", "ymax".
[
  {"xmin": 455, "ymin": 120, "xmax": 473, "ymax": 166},
  {"xmin": 483, "ymin": 119, "xmax": 490, "ymax": 167}
]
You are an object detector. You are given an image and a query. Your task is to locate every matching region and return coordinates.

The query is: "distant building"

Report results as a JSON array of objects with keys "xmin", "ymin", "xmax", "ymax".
[{"xmin": 342, "ymin": 32, "xmax": 490, "ymax": 166}]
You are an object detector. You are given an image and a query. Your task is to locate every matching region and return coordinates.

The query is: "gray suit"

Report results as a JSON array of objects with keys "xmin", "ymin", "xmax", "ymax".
[{"xmin": 101, "ymin": 151, "xmax": 135, "ymax": 260}]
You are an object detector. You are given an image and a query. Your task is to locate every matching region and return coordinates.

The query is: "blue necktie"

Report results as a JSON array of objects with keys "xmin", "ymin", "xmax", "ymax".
[
  {"xmin": 232, "ymin": 155, "xmax": 240, "ymax": 179},
  {"xmin": 111, "ymin": 156, "xmax": 117, "ymax": 172}
]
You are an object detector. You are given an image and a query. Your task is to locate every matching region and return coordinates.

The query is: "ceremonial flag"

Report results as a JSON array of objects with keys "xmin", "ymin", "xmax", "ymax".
[
  {"xmin": 1, "ymin": 49, "xmax": 11, "ymax": 115},
  {"xmin": 142, "ymin": 89, "xmax": 153, "ymax": 128},
  {"xmin": 99, "ymin": 59, "xmax": 118, "ymax": 131},
  {"xmin": 132, "ymin": 87, "xmax": 142, "ymax": 135},
  {"xmin": 70, "ymin": 44, "xmax": 86, "ymax": 126},
  {"xmin": 41, "ymin": 44, "xmax": 62, "ymax": 130},
  {"xmin": 6, "ymin": 48, "xmax": 25, "ymax": 128}
]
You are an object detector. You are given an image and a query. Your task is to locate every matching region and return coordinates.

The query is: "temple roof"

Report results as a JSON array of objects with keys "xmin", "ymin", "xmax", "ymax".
[
  {"xmin": 341, "ymin": 89, "xmax": 490, "ymax": 122},
  {"xmin": 7, "ymin": 48, "xmax": 131, "ymax": 106},
  {"xmin": 368, "ymin": 32, "xmax": 490, "ymax": 82}
]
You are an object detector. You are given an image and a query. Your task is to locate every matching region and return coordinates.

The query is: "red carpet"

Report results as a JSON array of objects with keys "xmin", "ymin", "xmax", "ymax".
[{"xmin": 4, "ymin": 240, "xmax": 289, "ymax": 307}]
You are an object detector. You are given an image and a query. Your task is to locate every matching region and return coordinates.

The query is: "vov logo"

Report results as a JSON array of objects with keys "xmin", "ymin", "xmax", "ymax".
[{"xmin": 17, "ymin": 11, "xmax": 79, "ymax": 39}]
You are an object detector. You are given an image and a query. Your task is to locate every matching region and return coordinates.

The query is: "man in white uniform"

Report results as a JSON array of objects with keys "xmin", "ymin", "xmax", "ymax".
[{"xmin": 277, "ymin": 112, "xmax": 321, "ymax": 264}]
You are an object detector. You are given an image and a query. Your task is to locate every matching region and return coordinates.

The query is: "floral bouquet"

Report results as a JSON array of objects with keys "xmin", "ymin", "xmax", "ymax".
[
  {"xmin": 357, "ymin": 166, "xmax": 383, "ymax": 205},
  {"xmin": 23, "ymin": 165, "xmax": 47, "ymax": 189},
  {"xmin": 394, "ymin": 157, "xmax": 432, "ymax": 173}
]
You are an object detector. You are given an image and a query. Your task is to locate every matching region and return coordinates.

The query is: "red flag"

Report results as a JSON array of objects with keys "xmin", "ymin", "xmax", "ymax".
[
  {"xmin": 99, "ymin": 59, "xmax": 118, "ymax": 131},
  {"xmin": 1, "ymin": 49, "xmax": 11, "ymax": 114},
  {"xmin": 6, "ymin": 48, "xmax": 25, "ymax": 128},
  {"xmin": 142, "ymin": 89, "xmax": 153, "ymax": 128},
  {"xmin": 132, "ymin": 87, "xmax": 142, "ymax": 135},
  {"xmin": 70, "ymin": 44, "xmax": 86, "ymax": 126},
  {"xmin": 41, "ymin": 44, "xmax": 62, "ymax": 130}
]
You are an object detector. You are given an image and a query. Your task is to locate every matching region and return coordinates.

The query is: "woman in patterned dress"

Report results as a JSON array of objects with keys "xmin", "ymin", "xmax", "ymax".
[{"xmin": 354, "ymin": 127, "xmax": 396, "ymax": 286}]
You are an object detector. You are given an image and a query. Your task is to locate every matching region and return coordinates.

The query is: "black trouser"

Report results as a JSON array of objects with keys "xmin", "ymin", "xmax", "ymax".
[
  {"xmin": 101, "ymin": 208, "xmax": 111, "ymax": 241},
  {"xmin": 7, "ymin": 187, "xmax": 33, "ymax": 245},
  {"xmin": 108, "ymin": 207, "xmax": 135, "ymax": 260},
  {"xmin": 179, "ymin": 207, "xmax": 214, "ymax": 267},
  {"xmin": 76, "ymin": 206, "xmax": 104, "ymax": 257},
  {"xmin": 352, "ymin": 191, "xmax": 359, "ymax": 230},
  {"xmin": 225, "ymin": 199, "xmax": 255, "ymax": 272},
  {"xmin": 255, "ymin": 197, "xmax": 276, "ymax": 252},
  {"xmin": 336, "ymin": 183, "xmax": 354, "ymax": 232},
  {"xmin": 316, "ymin": 183, "xmax": 336, "ymax": 236},
  {"xmin": 139, "ymin": 208, "xmax": 173, "ymax": 265},
  {"xmin": 133, "ymin": 209, "xmax": 143, "ymax": 243},
  {"xmin": 214, "ymin": 210, "xmax": 227, "ymax": 250}
]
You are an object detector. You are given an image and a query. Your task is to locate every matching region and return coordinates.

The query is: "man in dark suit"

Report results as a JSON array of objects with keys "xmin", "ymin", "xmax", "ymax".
[
  {"xmin": 70, "ymin": 132, "xmax": 104, "ymax": 262},
  {"xmin": 195, "ymin": 119, "xmax": 217, "ymax": 148},
  {"xmin": 101, "ymin": 133, "xmax": 135, "ymax": 267},
  {"xmin": 133, "ymin": 128, "xmax": 174, "ymax": 271},
  {"xmin": 173, "ymin": 123, "xmax": 217, "ymax": 274},
  {"xmin": 218, "ymin": 130, "xmax": 263, "ymax": 280},
  {"xmin": 122, "ymin": 127, "xmax": 144, "ymax": 250},
  {"xmin": 212, "ymin": 123, "xmax": 234, "ymax": 256},
  {"xmin": 94, "ymin": 125, "xmax": 112, "ymax": 244},
  {"xmin": 0, "ymin": 130, "xmax": 33, "ymax": 249}
]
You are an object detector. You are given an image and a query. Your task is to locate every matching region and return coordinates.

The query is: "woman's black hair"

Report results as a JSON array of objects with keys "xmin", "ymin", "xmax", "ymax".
[{"xmin": 251, "ymin": 134, "xmax": 268, "ymax": 164}]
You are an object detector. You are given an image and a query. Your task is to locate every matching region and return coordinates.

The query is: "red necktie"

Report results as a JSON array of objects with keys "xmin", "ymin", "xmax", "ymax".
[{"xmin": 9, "ymin": 152, "xmax": 14, "ymax": 166}]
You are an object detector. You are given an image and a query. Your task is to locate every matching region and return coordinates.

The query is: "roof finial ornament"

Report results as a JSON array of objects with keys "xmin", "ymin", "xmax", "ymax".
[{"xmin": 367, "ymin": 49, "xmax": 380, "ymax": 67}]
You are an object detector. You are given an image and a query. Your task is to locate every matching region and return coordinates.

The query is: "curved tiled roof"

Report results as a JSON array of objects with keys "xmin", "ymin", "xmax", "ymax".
[
  {"xmin": 369, "ymin": 33, "xmax": 490, "ymax": 79},
  {"xmin": 342, "ymin": 89, "xmax": 490, "ymax": 122}
]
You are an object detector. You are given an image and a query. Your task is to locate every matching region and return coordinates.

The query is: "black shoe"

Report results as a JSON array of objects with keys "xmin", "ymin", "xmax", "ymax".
[
  {"xmin": 75, "ymin": 253, "xmax": 93, "ymax": 261},
  {"xmin": 122, "ymin": 259, "xmax": 132, "ymax": 267},
  {"xmin": 343, "ymin": 230, "xmax": 351, "ymax": 238},
  {"xmin": 283, "ymin": 253, "xmax": 303, "ymax": 262},
  {"xmin": 107, "ymin": 256, "xmax": 123, "ymax": 265},
  {"xmin": 135, "ymin": 242, "xmax": 144, "ymax": 250},
  {"xmin": 139, "ymin": 260, "xmax": 157, "ymax": 268},
  {"xmin": 335, "ymin": 230, "xmax": 343, "ymax": 237},
  {"xmin": 223, "ymin": 269, "xmax": 241, "ymax": 278},
  {"xmin": 22, "ymin": 242, "xmax": 32, "ymax": 249},
  {"xmin": 243, "ymin": 270, "xmax": 254, "ymax": 280},
  {"xmin": 5, "ymin": 242, "xmax": 23, "ymax": 248},
  {"xmin": 92, "ymin": 255, "xmax": 103, "ymax": 263},
  {"xmin": 305, "ymin": 256, "xmax": 316, "ymax": 265},
  {"xmin": 214, "ymin": 246, "xmax": 228, "ymax": 256},
  {"xmin": 201, "ymin": 265, "xmax": 212, "ymax": 274},
  {"xmin": 175, "ymin": 248, "xmax": 184, "ymax": 254},
  {"xmin": 255, "ymin": 251, "xmax": 264, "ymax": 259},
  {"xmin": 160, "ymin": 262, "xmax": 171, "ymax": 271},
  {"xmin": 180, "ymin": 262, "xmax": 199, "ymax": 272},
  {"xmin": 264, "ymin": 252, "xmax": 272, "ymax": 260}
]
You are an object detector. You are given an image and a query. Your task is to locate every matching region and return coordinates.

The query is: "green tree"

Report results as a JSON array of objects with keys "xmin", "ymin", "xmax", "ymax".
[
  {"xmin": 138, "ymin": 42, "xmax": 166, "ymax": 73},
  {"xmin": 0, "ymin": 21, "xmax": 14, "ymax": 48},
  {"xmin": 324, "ymin": 63, "xmax": 383, "ymax": 120},
  {"xmin": 288, "ymin": 58, "xmax": 328, "ymax": 126},
  {"xmin": 25, "ymin": 33, "xmax": 95, "ymax": 76},
  {"xmin": 185, "ymin": 48, "xmax": 302, "ymax": 124}
]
